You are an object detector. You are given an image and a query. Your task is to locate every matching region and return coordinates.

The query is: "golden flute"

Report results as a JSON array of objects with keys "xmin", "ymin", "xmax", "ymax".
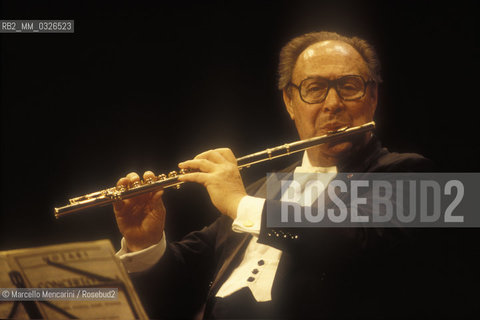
[{"xmin": 54, "ymin": 121, "xmax": 375, "ymax": 218}]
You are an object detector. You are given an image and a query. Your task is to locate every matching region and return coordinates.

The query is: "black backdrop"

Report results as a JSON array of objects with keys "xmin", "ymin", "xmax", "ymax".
[{"xmin": 1, "ymin": 0, "xmax": 479, "ymax": 297}]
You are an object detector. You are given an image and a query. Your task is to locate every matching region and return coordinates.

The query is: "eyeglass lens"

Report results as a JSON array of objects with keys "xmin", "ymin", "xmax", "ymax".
[{"xmin": 300, "ymin": 76, "xmax": 365, "ymax": 103}]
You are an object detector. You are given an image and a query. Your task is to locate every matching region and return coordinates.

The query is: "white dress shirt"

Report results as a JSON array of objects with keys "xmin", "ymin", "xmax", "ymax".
[{"xmin": 116, "ymin": 152, "xmax": 337, "ymax": 302}]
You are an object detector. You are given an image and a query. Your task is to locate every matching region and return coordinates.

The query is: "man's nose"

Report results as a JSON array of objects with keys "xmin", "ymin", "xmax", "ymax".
[{"xmin": 323, "ymin": 87, "xmax": 344, "ymax": 113}]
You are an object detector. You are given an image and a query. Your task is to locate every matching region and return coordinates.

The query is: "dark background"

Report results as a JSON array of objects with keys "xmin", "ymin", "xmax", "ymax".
[{"xmin": 1, "ymin": 0, "xmax": 479, "ymax": 308}]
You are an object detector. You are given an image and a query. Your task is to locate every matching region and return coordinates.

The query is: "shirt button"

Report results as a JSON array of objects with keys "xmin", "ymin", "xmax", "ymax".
[
  {"xmin": 247, "ymin": 276, "xmax": 255, "ymax": 282},
  {"xmin": 252, "ymin": 268, "xmax": 259, "ymax": 274},
  {"xmin": 258, "ymin": 259, "xmax": 265, "ymax": 266},
  {"xmin": 242, "ymin": 219, "xmax": 254, "ymax": 228}
]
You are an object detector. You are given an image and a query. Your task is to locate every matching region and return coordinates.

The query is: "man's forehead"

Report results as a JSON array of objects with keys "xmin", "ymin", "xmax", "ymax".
[
  {"xmin": 294, "ymin": 40, "xmax": 368, "ymax": 77},
  {"xmin": 302, "ymin": 40, "xmax": 354, "ymax": 58}
]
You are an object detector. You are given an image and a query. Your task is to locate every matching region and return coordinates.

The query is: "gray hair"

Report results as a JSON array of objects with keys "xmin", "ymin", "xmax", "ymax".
[{"xmin": 278, "ymin": 31, "xmax": 382, "ymax": 91}]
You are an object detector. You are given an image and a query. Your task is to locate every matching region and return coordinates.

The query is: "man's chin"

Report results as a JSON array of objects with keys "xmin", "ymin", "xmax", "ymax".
[
  {"xmin": 307, "ymin": 142, "xmax": 354, "ymax": 166},
  {"xmin": 325, "ymin": 141, "xmax": 353, "ymax": 156}
]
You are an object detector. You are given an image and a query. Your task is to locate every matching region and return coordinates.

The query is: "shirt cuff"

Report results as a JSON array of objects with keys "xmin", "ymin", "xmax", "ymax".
[
  {"xmin": 232, "ymin": 196, "xmax": 265, "ymax": 236},
  {"xmin": 115, "ymin": 233, "xmax": 166, "ymax": 273}
]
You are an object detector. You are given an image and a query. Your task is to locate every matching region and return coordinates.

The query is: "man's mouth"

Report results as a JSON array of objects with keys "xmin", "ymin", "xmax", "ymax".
[{"xmin": 321, "ymin": 122, "xmax": 350, "ymax": 133}]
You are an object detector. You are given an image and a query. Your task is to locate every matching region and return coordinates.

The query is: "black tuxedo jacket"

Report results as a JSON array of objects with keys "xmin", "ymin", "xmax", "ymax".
[{"xmin": 131, "ymin": 137, "xmax": 442, "ymax": 319}]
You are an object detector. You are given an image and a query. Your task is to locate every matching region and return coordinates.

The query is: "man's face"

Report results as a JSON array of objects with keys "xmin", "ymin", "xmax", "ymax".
[{"xmin": 283, "ymin": 40, "xmax": 378, "ymax": 167}]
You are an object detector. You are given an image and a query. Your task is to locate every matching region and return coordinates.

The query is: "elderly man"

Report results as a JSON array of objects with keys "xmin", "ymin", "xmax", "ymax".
[{"xmin": 114, "ymin": 32, "xmax": 432, "ymax": 318}]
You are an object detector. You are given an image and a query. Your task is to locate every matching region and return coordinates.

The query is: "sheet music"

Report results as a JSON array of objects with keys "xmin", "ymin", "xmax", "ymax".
[{"xmin": 0, "ymin": 239, "xmax": 148, "ymax": 319}]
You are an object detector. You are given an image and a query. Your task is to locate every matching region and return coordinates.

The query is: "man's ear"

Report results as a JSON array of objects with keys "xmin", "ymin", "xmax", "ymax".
[{"xmin": 283, "ymin": 89, "xmax": 295, "ymax": 120}]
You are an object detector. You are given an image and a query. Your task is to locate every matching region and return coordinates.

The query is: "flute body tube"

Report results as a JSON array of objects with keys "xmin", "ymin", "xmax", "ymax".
[{"xmin": 54, "ymin": 121, "xmax": 375, "ymax": 218}]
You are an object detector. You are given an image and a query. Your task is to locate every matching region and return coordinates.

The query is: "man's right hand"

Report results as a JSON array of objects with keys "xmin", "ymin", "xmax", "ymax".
[{"xmin": 113, "ymin": 171, "xmax": 166, "ymax": 252}]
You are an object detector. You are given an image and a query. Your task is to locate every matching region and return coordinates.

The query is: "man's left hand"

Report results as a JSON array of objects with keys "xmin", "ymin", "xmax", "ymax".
[{"xmin": 178, "ymin": 148, "xmax": 246, "ymax": 219}]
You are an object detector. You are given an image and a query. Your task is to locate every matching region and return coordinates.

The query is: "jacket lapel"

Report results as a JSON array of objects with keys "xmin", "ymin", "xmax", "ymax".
[{"xmin": 207, "ymin": 233, "xmax": 251, "ymax": 298}]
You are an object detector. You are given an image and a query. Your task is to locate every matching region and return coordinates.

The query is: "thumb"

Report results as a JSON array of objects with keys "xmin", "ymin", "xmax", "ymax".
[{"xmin": 152, "ymin": 190, "xmax": 165, "ymax": 208}]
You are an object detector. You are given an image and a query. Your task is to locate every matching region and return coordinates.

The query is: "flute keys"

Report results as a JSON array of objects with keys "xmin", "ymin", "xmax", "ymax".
[
  {"xmin": 144, "ymin": 177, "xmax": 154, "ymax": 184},
  {"xmin": 157, "ymin": 174, "xmax": 167, "ymax": 181},
  {"xmin": 168, "ymin": 171, "xmax": 182, "ymax": 189},
  {"xmin": 179, "ymin": 168, "xmax": 193, "ymax": 175},
  {"xmin": 131, "ymin": 181, "xmax": 141, "ymax": 188}
]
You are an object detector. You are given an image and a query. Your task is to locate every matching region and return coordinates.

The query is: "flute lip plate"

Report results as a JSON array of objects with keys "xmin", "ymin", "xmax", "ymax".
[{"xmin": 327, "ymin": 126, "xmax": 349, "ymax": 134}]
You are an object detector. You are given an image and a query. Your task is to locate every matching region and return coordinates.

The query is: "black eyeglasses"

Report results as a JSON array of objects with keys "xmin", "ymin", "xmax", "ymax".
[{"xmin": 289, "ymin": 75, "xmax": 375, "ymax": 104}]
